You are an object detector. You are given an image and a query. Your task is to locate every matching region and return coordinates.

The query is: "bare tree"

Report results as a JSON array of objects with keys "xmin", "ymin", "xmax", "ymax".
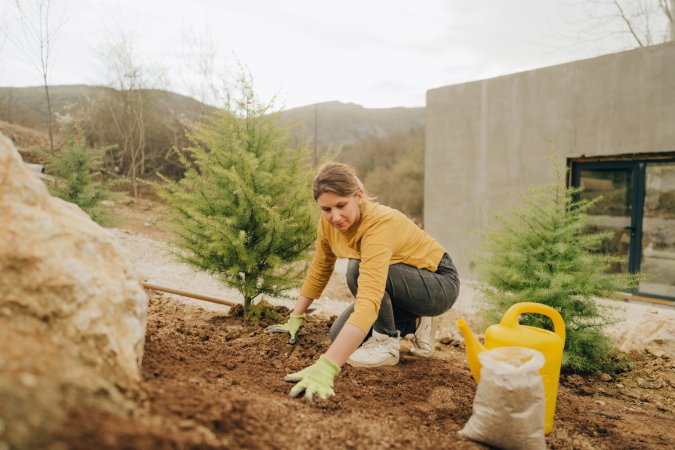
[
  {"xmin": 178, "ymin": 30, "xmax": 218, "ymax": 106},
  {"xmin": 0, "ymin": 9, "xmax": 11, "ymax": 123},
  {"xmin": 94, "ymin": 32, "xmax": 150, "ymax": 199},
  {"xmin": 13, "ymin": 0, "xmax": 65, "ymax": 153},
  {"xmin": 84, "ymin": 29, "xmax": 192, "ymax": 188},
  {"xmin": 0, "ymin": 3, "xmax": 8, "ymax": 95},
  {"xmin": 610, "ymin": 0, "xmax": 674, "ymax": 46},
  {"xmin": 0, "ymin": 15, "xmax": 7, "ymax": 56},
  {"xmin": 665, "ymin": 0, "xmax": 675, "ymax": 40},
  {"xmin": 562, "ymin": 0, "xmax": 674, "ymax": 51}
]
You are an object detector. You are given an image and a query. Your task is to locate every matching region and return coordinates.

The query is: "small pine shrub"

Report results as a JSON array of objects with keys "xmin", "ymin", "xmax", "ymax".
[
  {"xmin": 156, "ymin": 76, "xmax": 317, "ymax": 319},
  {"xmin": 45, "ymin": 133, "xmax": 118, "ymax": 224},
  {"xmin": 475, "ymin": 156, "xmax": 640, "ymax": 374}
]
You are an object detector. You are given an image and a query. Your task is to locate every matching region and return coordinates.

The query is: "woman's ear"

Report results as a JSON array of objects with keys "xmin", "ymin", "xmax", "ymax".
[{"xmin": 355, "ymin": 187, "xmax": 364, "ymax": 205}]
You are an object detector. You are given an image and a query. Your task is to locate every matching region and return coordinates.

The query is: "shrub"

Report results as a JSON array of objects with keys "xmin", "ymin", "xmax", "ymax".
[
  {"xmin": 157, "ymin": 76, "xmax": 317, "ymax": 318},
  {"xmin": 475, "ymin": 156, "xmax": 640, "ymax": 374},
  {"xmin": 45, "ymin": 132, "xmax": 117, "ymax": 224}
]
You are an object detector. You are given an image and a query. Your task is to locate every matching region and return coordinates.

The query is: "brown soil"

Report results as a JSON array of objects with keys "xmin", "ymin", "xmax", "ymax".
[
  {"xmin": 55, "ymin": 292, "xmax": 674, "ymax": 450},
  {"xmin": 53, "ymin": 195, "xmax": 674, "ymax": 449}
]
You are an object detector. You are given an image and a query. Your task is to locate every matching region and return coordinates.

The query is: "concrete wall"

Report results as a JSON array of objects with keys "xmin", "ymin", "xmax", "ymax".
[{"xmin": 425, "ymin": 42, "xmax": 675, "ymax": 278}]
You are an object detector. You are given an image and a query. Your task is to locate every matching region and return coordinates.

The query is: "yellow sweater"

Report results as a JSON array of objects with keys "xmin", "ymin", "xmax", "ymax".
[{"xmin": 300, "ymin": 201, "xmax": 446, "ymax": 333}]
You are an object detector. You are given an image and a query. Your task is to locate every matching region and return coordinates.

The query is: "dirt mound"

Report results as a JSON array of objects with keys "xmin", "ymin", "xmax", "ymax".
[
  {"xmin": 0, "ymin": 121, "xmax": 51, "ymax": 162},
  {"xmin": 55, "ymin": 293, "xmax": 675, "ymax": 449}
]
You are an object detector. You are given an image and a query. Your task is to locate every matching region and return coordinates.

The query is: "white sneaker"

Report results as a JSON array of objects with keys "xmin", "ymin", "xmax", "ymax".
[
  {"xmin": 346, "ymin": 330, "xmax": 400, "ymax": 367},
  {"xmin": 410, "ymin": 316, "xmax": 433, "ymax": 357}
]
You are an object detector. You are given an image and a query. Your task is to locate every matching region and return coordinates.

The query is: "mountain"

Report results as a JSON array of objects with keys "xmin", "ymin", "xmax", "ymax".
[
  {"xmin": 280, "ymin": 101, "xmax": 425, "ymax": 149},
  {"xmin": 0, "ymin": 86, "xmax": 424, "ymax": 149},
  {"xmin": 0, "ymin": 85, "xmax": 215, "ymax": 132}
]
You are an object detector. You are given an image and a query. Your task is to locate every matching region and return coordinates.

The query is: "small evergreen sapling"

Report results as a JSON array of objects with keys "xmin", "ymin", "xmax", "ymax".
[
  {"xmin": 46, "ymin": 132, "xmax": 117, "ymax": 224},
  {"xmin": 157, "ymin": 79, "xmax": 317, "ymax": 318},
  {"xmin": 475, "ymin": 157, "xmax": 639, "ymax": 373}
]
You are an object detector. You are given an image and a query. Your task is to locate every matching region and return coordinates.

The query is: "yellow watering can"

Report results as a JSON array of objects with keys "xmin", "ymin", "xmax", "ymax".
[{"xmin": 457, "ymin": 302, "xmax": 566, "ymax": 434}]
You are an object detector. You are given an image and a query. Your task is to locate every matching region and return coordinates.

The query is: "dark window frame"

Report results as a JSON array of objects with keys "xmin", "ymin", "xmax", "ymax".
[{"xmin": 568, "ymin": 153, "xmax": 675, "ymax": 302}]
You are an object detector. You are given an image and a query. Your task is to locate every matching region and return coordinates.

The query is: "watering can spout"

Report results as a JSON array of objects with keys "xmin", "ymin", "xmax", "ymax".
[{"xmin": 457, "ymin": 319, "xmax": 485, "ymax": 382}]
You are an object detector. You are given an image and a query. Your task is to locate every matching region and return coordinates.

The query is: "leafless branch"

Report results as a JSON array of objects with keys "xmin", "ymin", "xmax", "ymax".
[
  {"xmin": 658, "ymin": 0, "xmax": 675, "ymax": 39},
  {"xmin": 177, "ymin": 27, "xmax": 227, "ymax": 107},
  {"xmin": 91, "ymin": 31, "xmax": 156, "ymax": 198},
  {"xmin": 0, "ymin": 10, "xmax": 7, "ymax": 56},
  {"xmin": 13, "ymin": 0, "xmax": 66, "ymax": 153},
  {"xmin": 613, "ymin": 0, "xmax": 646, "ymax": 46},
  {"xmin": 550, "ymin": 0, "xmax": 672, "ymax": 58},
  {"xmin": 659, "ymin": 0, "xmax": 673, "ymax": 22}
]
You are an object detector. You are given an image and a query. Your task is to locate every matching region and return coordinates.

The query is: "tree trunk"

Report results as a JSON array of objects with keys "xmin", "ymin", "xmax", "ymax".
[
  {"xmin": 244, "ymin": 295, "xmax": 252, "ymax": 320},
  {"xmin": 313, "ymin": 102, "xmax": 318, "ymax": 167},
  {"xmin": 138, "ymin": 104, "xmax": 146, "ymax": 177},
  {"xmin": 670, "ymin": 0, "xmax": 675, "ymax": 41},
  {"xmin": 43, "ymin": 77, "xmax": 55, "ymax": 153},
  {"xmin": 130, "ymin": 148, "xmax": 138, "ymax": 199}
]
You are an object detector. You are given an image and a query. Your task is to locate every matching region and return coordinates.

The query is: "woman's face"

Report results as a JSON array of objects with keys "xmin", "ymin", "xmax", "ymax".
[{"xmin": 316, "ymin": 189, "xmax": 364, "ymax": 232}]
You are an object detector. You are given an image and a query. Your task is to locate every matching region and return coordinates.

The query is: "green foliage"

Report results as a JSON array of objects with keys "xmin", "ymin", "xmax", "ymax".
[
  {"xmin": 229, "ymin": 301, "xmax": 285, "ymax": 324},
  {"xmin": 341, "ymin": 127, "xmax": 424, "ymax": 223},
  {"xmin": 45, "ymin": 132, "xmax": 117, "ymax": 224},
  {"xmin": 364, "ymin": 142, "xmax": 424, "ymax": 223},
  {"xmin": 156, "ymin": 76, "xmax": 317, "ymax": 318},
  {"xmin": 475, "ymin": 156, "xmax": 640, "ymax": 374}
]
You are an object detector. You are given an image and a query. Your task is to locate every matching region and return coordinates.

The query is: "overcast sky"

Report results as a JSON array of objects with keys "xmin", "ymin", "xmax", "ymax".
[{"xmin": 0, "ymin": 0, "xmax": 657, "ymax": 109}]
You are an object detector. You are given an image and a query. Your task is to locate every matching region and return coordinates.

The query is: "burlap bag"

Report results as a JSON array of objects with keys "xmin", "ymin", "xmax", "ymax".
[{"xmin": 459, "ymin": 346, "xmax": 547, "ymax": 450}]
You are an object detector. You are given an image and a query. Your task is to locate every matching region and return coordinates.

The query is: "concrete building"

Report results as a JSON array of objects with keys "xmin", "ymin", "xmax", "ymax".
[{"xmin": 425, "ymin": 41, "xmax": 675, "ymax": 301}]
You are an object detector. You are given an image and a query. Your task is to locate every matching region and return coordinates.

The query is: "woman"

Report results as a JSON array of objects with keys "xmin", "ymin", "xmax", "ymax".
[{"xmin": 266, "ymin": 162, "xmax": 459, "ymax": 400}]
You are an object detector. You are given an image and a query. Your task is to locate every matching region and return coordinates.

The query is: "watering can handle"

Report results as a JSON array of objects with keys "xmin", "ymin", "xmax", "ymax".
[{"xmin": 500, "ymin": 302, "xmax": 566, "ymax": 343}]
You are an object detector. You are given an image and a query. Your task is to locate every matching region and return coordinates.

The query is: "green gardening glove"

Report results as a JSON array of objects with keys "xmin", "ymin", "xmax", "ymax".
[
  {"xmin": 285, "ymin": 355, "xmax": 341, "ymax": 400},
  {"xmin": 265, "ymin": 314, "xmax": 304, "ymax": 344}
]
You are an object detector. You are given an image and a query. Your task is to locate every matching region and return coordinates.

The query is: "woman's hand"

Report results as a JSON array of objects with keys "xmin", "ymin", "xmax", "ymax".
[
  {"xmin": 285, "ymin": 324, "xmax": 366, "ymax": 400},
  {"xmin": 265, "ymin": 314, "xmax": 304, "ymax": 344},
  {"xmin": 265, "ymin": 295, "xmax": 314, "ymax": 344},
  {"xmin": 285, "ymin": 355, "xmax": 341, "ymax": 400}
]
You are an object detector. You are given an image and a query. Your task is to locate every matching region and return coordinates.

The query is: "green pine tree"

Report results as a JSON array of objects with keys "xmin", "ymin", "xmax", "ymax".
[
  {"xmin": 475, "ymin": 156, "xmax": 640, "ymax": 374},
  {"xmin": 46, "ymin": 132, "xmax": 117, "ymax": 224},
  {"xmin": 157, "ymin": 77, "xmax": 317, "ymax": 318}
]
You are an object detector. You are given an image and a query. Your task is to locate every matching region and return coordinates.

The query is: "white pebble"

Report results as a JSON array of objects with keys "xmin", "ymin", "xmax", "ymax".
[{"xmin": 19, "ymin": 372, "xmax": 37, "ymax": 388}]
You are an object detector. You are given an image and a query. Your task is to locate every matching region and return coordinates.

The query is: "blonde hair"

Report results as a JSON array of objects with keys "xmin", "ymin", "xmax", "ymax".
[{"xmin": 313, "ymin": 162, "xmax": 368, "ymax": 200}]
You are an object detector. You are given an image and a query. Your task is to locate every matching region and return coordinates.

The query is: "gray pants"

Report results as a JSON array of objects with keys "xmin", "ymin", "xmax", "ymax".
[{"xmin": 329, "ymin": 252, "xmax": 460, "ymax": 340}]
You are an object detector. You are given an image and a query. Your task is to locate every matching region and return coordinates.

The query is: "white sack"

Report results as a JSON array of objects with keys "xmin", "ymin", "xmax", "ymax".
[{"xmin": 459, "ymin": 346, "xmax": 547, "ymax": 450}]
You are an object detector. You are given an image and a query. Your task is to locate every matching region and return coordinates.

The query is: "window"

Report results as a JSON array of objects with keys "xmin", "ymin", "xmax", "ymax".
[{"xmin": 570, "ymin": 154, "xmax": 675, "ymax": 301}]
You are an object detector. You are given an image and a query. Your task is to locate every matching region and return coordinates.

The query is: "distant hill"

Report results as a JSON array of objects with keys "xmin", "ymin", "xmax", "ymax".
[
  {"xmin": 0, "ymin": 85, "xmax": 427, "ymax": 221},
  {"xmin": 280, "ymin": 101, "xmax": 425, "ymax": 149},
  {"xmin": 0, "ymin": 85, "xmax": 424, "ymax": 149},
  {"xmin": 0, "ymin": 85, "xmax": 215, "ymax": 132}
]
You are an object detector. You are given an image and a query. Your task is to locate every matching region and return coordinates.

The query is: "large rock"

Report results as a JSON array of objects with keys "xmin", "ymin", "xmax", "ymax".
[
  {"xmin": 0, "ymin": 133, "xmax": 147, "ymax": 448},
  {"xmin": 612, "ymin": 307, "xmax": 674, "ymax": 358}
]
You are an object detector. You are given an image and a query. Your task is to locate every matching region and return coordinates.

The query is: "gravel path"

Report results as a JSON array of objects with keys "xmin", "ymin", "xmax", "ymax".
[
  {"xmin": 110, "ymin": 228, "xmax": 362, "ymax": 317},
  {"xmin": 109, "ymin": 228, "xmax": 482, "ymax": 332}
]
